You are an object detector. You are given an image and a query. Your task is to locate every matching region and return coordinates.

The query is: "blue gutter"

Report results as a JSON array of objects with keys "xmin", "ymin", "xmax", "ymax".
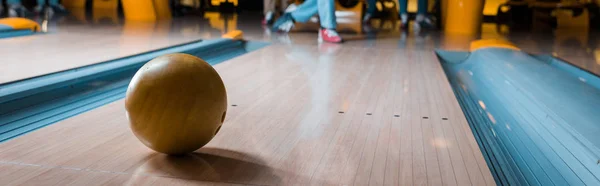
[
  {"xmin": 0, "ymin": 29, "xmax": 34, "ymax": 39},
  {"xmin": 0, "ymin": 38, "xmax": 269, "ymax": 142},
  {"xmin": 437, "ymin": 48, "xmax": 600, "ymax": 186}
]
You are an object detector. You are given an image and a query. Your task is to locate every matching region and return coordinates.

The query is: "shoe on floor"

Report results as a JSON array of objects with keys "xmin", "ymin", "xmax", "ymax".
[
  {"xmin": 263, "ymin": 11, "xmax": 274, "ymax": 25},
  {"xmin": 400, "ymin": 13, "xmax": 409, "ymax": 29},
  {"xmin": 271, "ymin": 13, "xmax": 295, "ymax": 32},
  {"xmin": 318, "ymin": 28, "xmax": 343, "ymax": 43},
  {"xmin": 414, "ymin": 14, "xmax": 435, "ymax": 30},
  {"xmin": 363, "ymin": 13, "xmax": 372, "ymax": 24}
]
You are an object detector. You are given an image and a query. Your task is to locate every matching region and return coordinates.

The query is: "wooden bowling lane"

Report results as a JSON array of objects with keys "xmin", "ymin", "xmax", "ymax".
[
  {"xmin": 0, "ymin": 44, "xmax": 495, "ymax": 186},
  {"xmin": 0, "ymin": 18, "xmax": 227, "ymax": 85}
]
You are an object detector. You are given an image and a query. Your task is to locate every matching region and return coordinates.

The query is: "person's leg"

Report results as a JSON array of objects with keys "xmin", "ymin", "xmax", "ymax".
[
  {"xmin": 34, "ymin": 0, "xmax": 45, "ymax": 12},
  {"xmin": 317, "ymin": 0, "xmax": 335, "ymax": 29},
  {"xmin": 48, "ymin": 0, "xmax": 59, "ymax": 6},
  {"xmin": 398, "ymin": 0, "xmax": 407, "ymax": 15},
  {"xmin": 284, "ymin": 1, "xmax": 298, "ymax": 13},
  {"xmin": 263, "ymin": 0, "xmax": 277, "ymax": 24},
  {"xmin": 49, "ymin": 0, "xmax": 67, "ymax": 12},
  {"xmin": 363, "ymin": 0, "xmax": 376, "ymax": 22},
  {"xmin": 398, "ymin": 0, "xmax": 408, "ymax": 27},
  {"xmin": 414, "ymin": 0, "xmax": 433, "ymax": 28},
  {"xmin": 366, "ymin": 0, "xmax": 376, "ymax": 15},
  {"xmin": 317, "ymin": 0, "xmax": 341, "ymax": 43},
  {"xmin": 415, "ymin": 0, "xmax": 427, "ymax": 21},
  {"xmin": 279, "ymin": 0, "xmax": 288, "ymax": 13},
  {"xmin": 285, "ymin": 0, "xmax": 334, "ymax": 29},
  {"xmin": 272, "ymin": 0, "xmax": 341, "ymax": 43},
  {"xmin": 6, "ymin": 0, "xmax": 22, "ymax": 5},
  {"xmin": 7, "ymin": 0, "xmax": 28, "ymax": 17},
  {"xmin": 290, "ymin": 0, "xmax": 318, "ymax": 23},
  {"xmin": 417, "ymin": 0, "xmax": 427, "ymax": 15},
  {"xmin": 264, "ymin": 0, "xmax": 275, "ymax": 15},
  {"xmin": 36, "ymin": 0, "xmax": 46, "ymax": 6},
  {"xmin": 272, "ymin": 0, "xmax": 317, "ymax": 32}
]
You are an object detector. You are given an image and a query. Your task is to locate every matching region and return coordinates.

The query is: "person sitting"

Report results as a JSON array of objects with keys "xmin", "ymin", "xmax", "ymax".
[
  {"xmin": 271, "ymin": 0, "xmax": 342, "ymax": 43},
  {"xmin": 363, "ymin": 0, "xmax": 434, "ymax": 29},
  {"xmin": 2, "ymin": 0, "xmax": 67, "ymax": 17}
]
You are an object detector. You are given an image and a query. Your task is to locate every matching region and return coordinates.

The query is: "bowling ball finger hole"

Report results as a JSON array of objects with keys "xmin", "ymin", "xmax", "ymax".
[
  {"xmin": 221, "ymin": 111, "xmax": 226, "ymax": 123},
  {"xmin": 215, "ymin": 125, "xmax": 222, "ymax": 135}
]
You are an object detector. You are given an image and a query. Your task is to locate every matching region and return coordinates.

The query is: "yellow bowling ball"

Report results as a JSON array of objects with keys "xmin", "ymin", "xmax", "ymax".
[{"xmin": 125, "ymin": 53, "xmax": 227, "ymax": 155}]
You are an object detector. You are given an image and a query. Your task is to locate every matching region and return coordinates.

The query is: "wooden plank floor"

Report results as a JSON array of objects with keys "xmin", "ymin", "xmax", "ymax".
[
  {"xmin": 0, "ymin": 44, "xmax": 495, "ymax": 186},
  {"xmin": 0, "ymin": 21, "xmax": 214, "ymax": 84}
]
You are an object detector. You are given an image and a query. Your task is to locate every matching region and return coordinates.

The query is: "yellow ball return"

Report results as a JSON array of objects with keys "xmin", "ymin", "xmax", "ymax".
[{"xmin": 0, "ymin": 18, "xmax": 41, "ymax": 39}]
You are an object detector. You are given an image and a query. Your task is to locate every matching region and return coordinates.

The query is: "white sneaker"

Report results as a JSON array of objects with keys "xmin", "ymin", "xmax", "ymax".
[
  {"xmin": 276, "ymin": 20, "xmax": 294, "ymax": 32},
  {"xmin": 8, "ymin": 4, "xmax": 22, "ymax": 17},
  {"xmin": 266, "ymin": 11, "xmax": 274, "ymax": 20},
  {"xmin": 413, "ymin": 21, "xmax": 421, "ymax": 32},
  {"xmin": 263, "ymin": 11, "xmax": 274, "ymax": 25},
  {"xmin": 8, "ymin": 9, "xmax": 17, "ymax": 17},
  {"xmin": 415, "ymin": 14, "xmax": 425, "ymax": 22},
  {"xmin": 414, "ymin": 14, "xmax": 434, "ymax": 30},
  {"xmin": 363, "ymin": 13, "xmax": 372, "ymax": 23},
  {"xmin": 271, "ymin": 13, "xmax": 295, "ymax": 32}
]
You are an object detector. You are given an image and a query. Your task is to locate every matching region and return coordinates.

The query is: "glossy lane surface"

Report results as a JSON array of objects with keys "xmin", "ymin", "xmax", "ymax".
[
  {"xmin": 0, "ymin": 44, "xmax": 495, "ymax": 185},
  {"xmin": 0, "ymin": 18, "xmax": 226, "ymax": 84},
  {"xmin": 3, "ymin": 12, "xmax": 600, "ymax": 83}
]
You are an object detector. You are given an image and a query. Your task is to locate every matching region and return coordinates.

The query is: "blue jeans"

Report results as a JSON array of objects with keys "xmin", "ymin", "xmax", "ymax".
[
  {"xmin": 38, "ymin": 0, "xmax": 60, "ymax": 6},
  {"xmin": 5, "ymin": 0, "xmax": 58, "ymax": 5},
  {"xmin": 5, "ymin": 0, "xmax": 20, "ymax": 5},
  {"xmin": 290, "ymin": 0, "xmax": 336, "ymax": 29},
  {"xmin": 366, "ymin": 0, "xmax": 428, "ymax": 15}
]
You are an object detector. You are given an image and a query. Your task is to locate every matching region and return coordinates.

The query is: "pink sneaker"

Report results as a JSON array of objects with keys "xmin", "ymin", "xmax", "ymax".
[{"xmin": 318, "ymin": 28, "xmax": 342, "ymax": 43}]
